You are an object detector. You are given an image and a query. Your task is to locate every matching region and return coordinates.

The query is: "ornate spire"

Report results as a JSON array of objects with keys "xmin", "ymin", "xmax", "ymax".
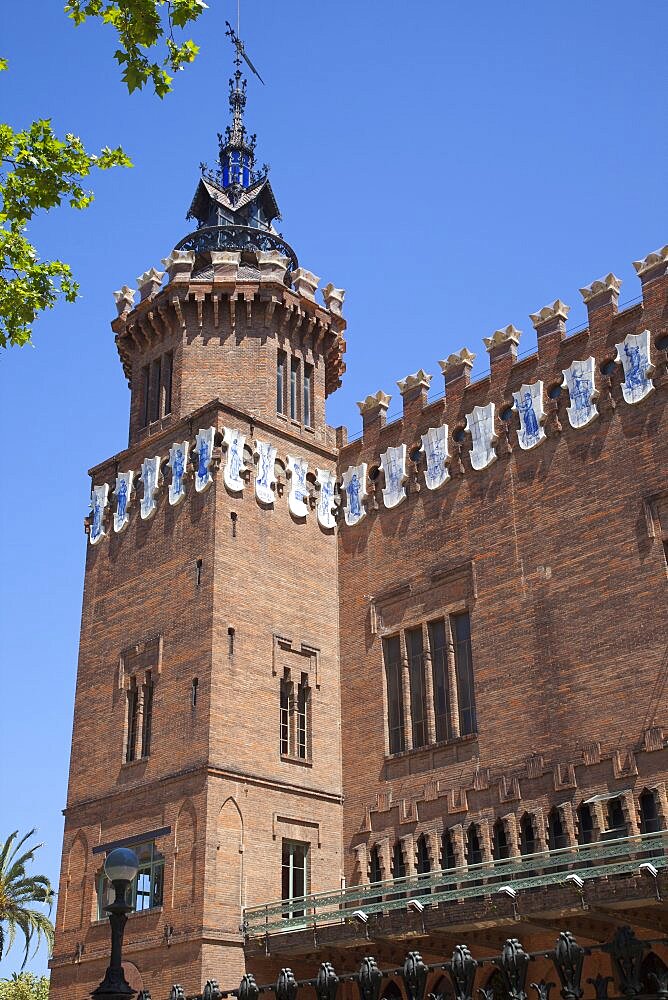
[{"xmin": 217, "ymin": 22, "xmax": 260, "ymax": 198}]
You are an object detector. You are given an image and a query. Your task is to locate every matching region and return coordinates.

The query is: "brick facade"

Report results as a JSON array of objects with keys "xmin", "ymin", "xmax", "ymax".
[{"xmin": 50, "ymin": 245, "xmax": 668, "ymax": 1000}]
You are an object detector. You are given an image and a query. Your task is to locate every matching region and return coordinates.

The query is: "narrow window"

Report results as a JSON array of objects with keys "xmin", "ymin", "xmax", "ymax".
[
  {"xmin": 452, "ymin": 612, "xmax": 477, "ymax": 735},
  {"xmin": 126, "ymin": 681, "xmax": 139, "ymax": 763},
  {"xmin": 162, "ymin": 351, "xmax": 173, "ymax": 415},
  {"xmin": 466, "ymin": 824, "xmax": 482, "ymax": 866},
  {"xmin": 230, "ymin": 511, "xmax": 238, "ymax": 538},
  {"xmin": 281, "ymin": 840, "xmax": 308, "ymax": 919},
  {"xmin": 191, "ymin": 677, "xmax": 198, "ymax": 707},
  {"xmin": 519, "ymin": 814, "xmax": 535, "ymax": 856},
  {"xmin": 383, "ymin": 635, "xmax": 405, "ymax": 754},
  {"xmin": 493, "ymin": 820, "xmax": 509, "ymax": 860},
  {"xmin": 441, "ymin": 829, "xmax": 456, "ymax": 871},
  {"xmin": 639, "ymin": 789, "xmax": 660, "ymax": 834},
  {"xmin": 290, "ymin": 357, "xmax": 299, "ymax": 420},
  {"xmin": 416, "ymin": 835, "xmax": 431, "ymax": 877},
  {"xmin": 369, "ymin": 846, "xmax": 382, "ymax": 884},
  {"xmin": 303, "ymin": 363, "xmax": 313, "ymax": 428},
  {"xmin": 195, "ymin": 558, "xmax": 203, "ymax": 586},
  {"xmin": 606, "ymin": 797, "xmax": 627, "ymax": 838},
  {"xmin": 297, "ymin": 675, "xmax": 309, "ymax": 760},
  {"xmin": 141, "ymin": 674, "xmax": 154, "ymax": 758},
  {"xmin": 141, "ymin": 364, "xmax": 150, "ymax": 427},
  {"xmin": 280, "ymin": 675, "xmax": 292, "ymax": 756},
  {"xmin": 391, "ymin": 841, "xmax": 406, "ymax": 880},
  {"xmin": 406, "ymin": 627, "xmax": 427, "ymax": 748},
  {"xmin": 577, "ymin": 803, "xmax": 594, "ymax": 845},
  {"xmin": 428, "ymin": 619, "xmax": 451, "ymax": 742},
  {"xmin": 276, "ymin": 351, "xmax": 286, "ymax": 414},
  {"xmin": 548, "ymin": 808, "xmax": 567, "ymax": 850},
  {"xmin": 228, "ymin": 627, "xmax": 235, "ymax": 656},
  {"xmin": 150, "ymin": 357, "xmax": 161, "ymax": 423}
]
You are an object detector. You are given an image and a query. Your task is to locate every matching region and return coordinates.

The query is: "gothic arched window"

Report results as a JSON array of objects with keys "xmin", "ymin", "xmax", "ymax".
[{"xmin": 493, "ymin": 819, "xmax": 509, "ymax": 861}]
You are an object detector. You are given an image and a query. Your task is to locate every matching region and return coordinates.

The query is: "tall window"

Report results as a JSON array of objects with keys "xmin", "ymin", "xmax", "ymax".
[
  {"xmin": 416, "ymin": 835, "xmax": 431, "ymax": 877},
  {"xmin": 97, "ymin": 840, "xmax": 164, "ymax": 918},
  {"xmin": 163, "ymin": 351, "xmax": 173, "ymax": 415},
  {"xmin": 303, "ymin": 364, "xmax": 313, "ymax": 428},
  {"xmin": 548, "ymin": 808, "xmax": 567, "ymax": 851},
  {"xmin": 141, "ymin": 674, "xmax": 154, "ymax": 758},
  {"xmin": 441, "ymin": 829, "xmax": 456, "ymax": 871},
  {"xmin": 606, "ymin": 797, "xmax": 627, "ymax": 839},
  {"xmin": 368, "ymin": 844, "xmax": 382, "ymax": 903},
  {"xmin": 290, "ymin": 357, "xmax": 299, "ymax": 420},
  {"xmin": 281, "ymin": 840, "xmax": 308, "ymax": 918},
  {"xmin": 406, "ymin": 627, "xmax": 427, "ymax": 748},
  {"xmin": 150, "ymin": 357, "xmax": 162, "ymax": 423},
  {"xmin": 391, "ymin": 841, "xmax": 406, "ymax": 880},
  {"xmin": 493, "ymin": 820, "xmax": 509, "ymax": 860},
  {"xmin": 428, "ymin": 619, "xmax": 451, "ymax": 742},
  {"xmin": 519, "ymin": 814, "xmax": 535, "ymax": 855},
  {"xmin": 453, "ymin": 612, "xmax": 476, "ymax": 735},
  {"xmin": 141, "ymin": 365, "xmax": 150, "ymax": 427},
  {"xmin": 126, "ymin": 681, "xmax": 139, "ymax": 763},
  {"xmin": 279, "ymin": 675, "xmax": 292, "ymax": 756},
  {"xmin": 297, "ymin": 675, "xmax": 309, "ymax": 759},
  {"xmin": 276, "ymin": 351, "xmax": 286, "ymax": 414},
  {"xmin": 383, "ymin": 636, "xmax": 405, "ymax": 754},
  {"xmin": 577, "ymin": 803, "xmax": 594, "ymax": 845},
  {"xmin": 639, "ymin": 789, "xmax": 660, "ymax": 834},
  {"xmin": 140, "ymin": 351, "xmax": 173, "ymax": 427},
  {"xmin": 466, "ymin": 825, "xmax": 482, "ymax": 866}
]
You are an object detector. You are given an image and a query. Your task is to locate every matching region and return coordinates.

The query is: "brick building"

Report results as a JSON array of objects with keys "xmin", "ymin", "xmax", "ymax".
[{"xmin": 50, "ymin": 46, "xmax": 668, "ymax": 1000}]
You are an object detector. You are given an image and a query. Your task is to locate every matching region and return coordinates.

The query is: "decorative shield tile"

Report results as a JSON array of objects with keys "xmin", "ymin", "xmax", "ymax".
[
  {"xmin": 512, "ymin": 381, "xmax": 546, "ymax": 450},
  {"xmin": 380, "ymin": 443, "xmax": 407, "ymax": 508},
  {"xmin": 420, "ymin": 424, "xmax": 450, "ymax": 490},
  {"xmin": 254, "ymin": 439, "xmax": 277, "ymax": 505},
  {"xmin": 194, "ymin": 427, "xmax": 216, "ymax": 492},
  {"xmin": 465, "ymin": 402, "xmax": 497, "ymax": 470},
  {"xmin": 222, "ymin": 426, "xmax": 247, "ymax": 493},
  {"xmin": 341, "ymin": 463, "xmax": 368, "ymax": 526},
  {"xmin": 168, "ymin": 441, "xmax": 189, "ymax": 506},
  {"xmin": 113, "ymin": 471, "xmax": 134, "ymax": 532},
  {"xmin": 286, "ymin": 454, "xmax": 309, "ymax": 518},
  {"xmin": 316, "ymin": 468, "xmax": 337, "ymax": 529},
  {"xmin": 89, "ymin": 484, "xmax": 109, "ymax": 545},
  {"xmin": 562, "ymin": 358, "xmax": 598, "ymax": 428},
  {"xmin": 140, "ymin": 456, "xmax": 161, "ymax": 519},
  {"xmin": 615, "ymin": 329, "xmax": 654, "ymax": 404}
]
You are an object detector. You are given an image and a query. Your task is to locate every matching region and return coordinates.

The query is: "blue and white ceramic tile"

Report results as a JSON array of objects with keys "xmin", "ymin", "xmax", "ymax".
[
  {"xmin": 113, "ymin": 471, "xmax": 134, "ymax": 532},
  {"xmin": 615, "ymin": 330, "xmax": 654, "ymax": 405},
  {"xmin": 380, "ymin": 443, "xmax": 407, "ymax": 508},
  {"xmin": 286, "ymin": 454, "xmax": 309, "ymax": 518},
  {"xmin": 168, "ymin": 441, "xmax": 189, "ymax": 506},
  {"xmin": 342, "ymin": 463, "xmax": 367, "ymax": 526},
  {"xmin": 254, "ymin": 438, "xmax": 277, "ymax": 505},
  {"xmin": 562, "ymin": 358, "xmax": 598, "ymax": 428},
  {"xmin": 194, "ymin": 427, "xmax": 216, "ymax": 492},
  {"xmin": 420, "ymin": 424, "xmax": 450, "ymax": 490},
  {"xmin": 512, "ymin": 381, "xmax": 546, "ymax": 450},
  {"xmin": 140, "ymin": 456, "xmax": 162, "ymax": 519},
  {"xmin": 89, "ymin": 483, "xmax": 109, "ymax": 545},
  {"xmin": 316, "ymin": 468, "xmax": 337, "ymax": 530},
  {"xmin": 465, "ymin": 402, "xmax": 497, "ymax": 470},
  {"xmin": 223, "ymin": 426, "xmax": 247, "ymax": 493}
]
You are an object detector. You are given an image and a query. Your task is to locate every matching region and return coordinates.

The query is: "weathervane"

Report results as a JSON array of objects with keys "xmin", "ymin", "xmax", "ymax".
[{"xmin": 225, "ymin": 12, "xmax": 265, "ymax": 85}]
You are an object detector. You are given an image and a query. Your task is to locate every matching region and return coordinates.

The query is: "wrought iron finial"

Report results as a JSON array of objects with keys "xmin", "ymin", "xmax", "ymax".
[
  {"xmin": 602, "ymin": 926, "xmax": 645, "ymax": 997},
  {"xmin": 169, "ymin": 986, "xmax": 185, "ymax": 1000},
  {"xmin": 316, "ymin": 963, "xmax": 339, "ymax": 1000},
  {"xmin": 276, "ymin": 969, "xmax": 298, "ymax": 1000},
  {"xmin": 496, "ymin": 939, "xmax": 531, "ymax": 1000},
  {"xmin": 358, "ymin": 957, "xmax": 382, "ymax": 1000},
  {"xmin": 586, "ymin": 975, "xmax": 613, "ymax": 1000},
  {"xmin": 239, "ymin": 973, "xmax": 260, "ymax": 1000},
  {"xmin": 550, "ymin": 931, "xmax": 585, "ymax": 1000},
  {"xmin": 203, "ymin": 982, "xmax": 221, "ymax": 1000},
  {"xmin": 446, "ymin": 944, "xmax": 479, "ymax": 1000},
  {"xmin": 403, "ymin": 952, "xmax": 429, "ymax": 1000}
]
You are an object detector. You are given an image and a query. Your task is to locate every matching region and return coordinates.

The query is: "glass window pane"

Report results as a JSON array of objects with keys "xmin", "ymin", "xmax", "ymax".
[
  {"xmin": 428, "ymin": 619, "xmax": 451, "ymax": 742},
  {"xmin": 406, "ymin": 628, "xmax": 426, "ymax": 748},
  {"xmin": 453, "ymin": 612, "xmax": 477, "ymax": 735},
  {"xmin": 383, "ymin": 636, "xmax": 404, "ymax": 754}
]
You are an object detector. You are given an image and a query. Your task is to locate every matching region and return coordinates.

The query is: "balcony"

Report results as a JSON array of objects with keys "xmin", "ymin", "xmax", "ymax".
[{"xmin": 243, "ymin": 831, "xmax": 667, "ymax": 938}]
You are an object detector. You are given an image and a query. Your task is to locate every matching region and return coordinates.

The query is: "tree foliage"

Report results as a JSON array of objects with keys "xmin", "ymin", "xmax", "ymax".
[
  {"xmin": 65, "ymin": 0, "xmax": 207, "ymax": 97},
  {"xmin": 0, "ymin": 115, "xmax": 131, "ymax": 348},
  {"xmin": 0, "ymin": 974, "xmax": 50, "ymax": 1000},
  {"xmin": 0, "ymin": 831, "xmax": 54, "ymax": 968}
]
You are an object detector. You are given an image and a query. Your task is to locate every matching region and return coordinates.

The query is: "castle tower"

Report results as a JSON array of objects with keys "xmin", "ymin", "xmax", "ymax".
[{"xmin": 50, "ymin": 45, "xmax": 346, "ymax": 1000}]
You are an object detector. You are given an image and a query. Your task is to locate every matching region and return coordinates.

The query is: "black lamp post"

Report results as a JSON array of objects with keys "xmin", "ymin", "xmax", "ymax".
[{"xmin": 92, "ymin": 847, "xmax": 140, "ymax": 1000}]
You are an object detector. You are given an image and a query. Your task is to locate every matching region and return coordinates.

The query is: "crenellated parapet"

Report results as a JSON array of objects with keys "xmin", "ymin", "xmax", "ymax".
[{"xmin": 337, "ymin": 245, "xmax": 667, "ymax": 528}]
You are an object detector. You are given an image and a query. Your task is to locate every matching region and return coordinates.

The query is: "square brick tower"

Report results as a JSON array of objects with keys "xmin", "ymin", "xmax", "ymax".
[{"xmin": 50, "ymin": 50, "xmax": 347, "ymax": 1000}]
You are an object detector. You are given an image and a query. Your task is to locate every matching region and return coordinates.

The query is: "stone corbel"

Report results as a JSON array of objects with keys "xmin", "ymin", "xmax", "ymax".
[
  {"xmin": 171, "ymin": 295, "xmax": 186, "ymax": 331},
  {"xmin": 292, "ymin": 267, "xmax": 320, "ymax": 300},
  {"xmin": 137, "ymin": 267, "xmax": 165, "ymax": 302},
  {"xmin": 263, "ymin": 295, "xmax": 279, "ymax": 328},
  {"xmin": 161, "ymin": 250, "xmax": 195, "ymax": 284},
  {"xmin": 113, "ymin": 285, "xmax": 136, "ymax": 317},
  {"xmin": 322, "ymin": 282, "xmax": 345, "ymax": 316}
]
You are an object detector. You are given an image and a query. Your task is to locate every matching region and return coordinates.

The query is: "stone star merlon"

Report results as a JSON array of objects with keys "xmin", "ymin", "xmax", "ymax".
[
  {"xmin": 161, "ymin": 250, "xmax": 195, "ymax": 284},
  {"xmin": 579, "ymin": 272, "xmax": 622, "ymax": 306},
  {"xmin": 397, "ymin": 369, "xmax": 432, "ymax": 395},
  {"xmin": 137, "ymin": 267, "xmax": 165, "ymax": 301},
  {"xmin": 357, "ymin": 390, "xmax": 391, "ymax": 415},
  {"xmin": 256, "ymin": 251, "xmax": 290, "ymax": 282},
  {"xmin": 322, "ymin": 283, "xmax": 345, "ymax": 317},
  {"xmin": 483, "ymin": 324, "xmax": 522, "ymax": 352},
  {"xmin": 633, "ymin": 244, "xmax": 668, "ymax": 282},
  {"xmin": 291, "ymin": 268, "xmax": 320, "ymax": 300},
  {"xmin": 113, "ymin": 285, "xmax": 136, "ymax": 317},
  {"xmin": 529, "ymin": 299, "xmax": 571, "ymax": 330}
]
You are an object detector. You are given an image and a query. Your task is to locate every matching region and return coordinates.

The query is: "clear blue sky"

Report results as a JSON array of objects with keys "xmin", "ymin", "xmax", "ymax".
[{"xmin": 0, "ymin": 0, "xmax": 666, "ymax": 978}]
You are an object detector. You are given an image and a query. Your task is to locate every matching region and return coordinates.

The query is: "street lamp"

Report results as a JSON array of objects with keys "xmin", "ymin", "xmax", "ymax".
[{"xmin": 93, "ymin": 848, "xmax": 140, "ymax": 1000}]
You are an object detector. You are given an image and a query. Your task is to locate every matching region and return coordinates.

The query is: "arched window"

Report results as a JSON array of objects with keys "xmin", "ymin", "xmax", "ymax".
[
  {"xmin": 577, "ymin": 803, "xmax": 594, "ymax": 845},
  {"xmin": 466, "ymin": 824, "xmax": 482, "ymax": 866},
  {"xmin": 441, "ymin": 828, "xmax": 456, "ymax": 871},
  {"xmin": 392, "ymin": 841, "xmax": 406, "ymax": 880},
  {"xmin": 492, "ymin": 820, "xmax": 509, "ymax": 861},
  {"xmin": 416, "ymin": 835, "xmax": 431, "ymax": 876},
  {"xmin": 606, "ymin": 797, "xmax": 627, "ymax": 838},
  {"xmin": 519, "ymin": 813, "xmax": 535, "ymax": 856},
  {"xmin": 639, "ymin": 789, "xmax": 660, "ymax": 834},
  {"xmin": 640, "ymin": 952, "xmax": 668, "ymax": 995},
  {"xmin": 548, "ymin": 808, "xmax": 568, "ymax": 850},
  {"xmin": 369, "ymin": 846, "xmax": 382, "ymax": 884}
]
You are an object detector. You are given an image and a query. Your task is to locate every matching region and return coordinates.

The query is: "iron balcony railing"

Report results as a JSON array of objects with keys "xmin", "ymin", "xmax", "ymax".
[
  {"xmin": 243, "ymin": 831, "xmax": 667, "ymax": 937},
  {"xmin": 174, "ymin": 225, "xmax": 299, "ymax": 272}
]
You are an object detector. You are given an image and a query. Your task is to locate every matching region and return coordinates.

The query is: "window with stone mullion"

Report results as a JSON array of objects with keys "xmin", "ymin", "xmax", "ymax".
[
  {"xmin": 406, "ymin": 627, "xmax": 427, "ymax": 749},
  {"xmin": 428, "ymin": 619, "xmax": 452, "ymax": 742}
]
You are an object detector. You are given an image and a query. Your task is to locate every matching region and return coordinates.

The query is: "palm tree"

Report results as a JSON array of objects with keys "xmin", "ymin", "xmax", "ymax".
[{"xmin": 0, "ymin": 831, "xmax": 55, "ymax": 968}]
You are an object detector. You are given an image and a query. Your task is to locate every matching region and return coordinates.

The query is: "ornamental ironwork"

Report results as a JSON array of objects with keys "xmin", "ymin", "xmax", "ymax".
[
  {"xmin": 446, "ymin": 944, "xmax": 478, "ymax": 1000},
  {"xmin": 496, "ymin": 938, "xmax": 530, "ymax": 1000},
  {"xmin": 174, "ymin": 225, "xmax": 298, "ymax": 272},
  {"xmin": 403, "ymin": 951, "xmax": 429, "ymax": 1000},
  {"xmin": 551, "ymin": 931, "xmax": 585, "ymax": 1000},
  {"xmin": 315, "ymin": 962, "xmax": 339, "ymax": 1000},
  {"xmin": 358, "ymin": 957, "xmax": 382, "ymax": 1000}
]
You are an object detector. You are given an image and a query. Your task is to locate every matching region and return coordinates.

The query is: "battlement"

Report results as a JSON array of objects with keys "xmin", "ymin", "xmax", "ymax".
[{"xmin": 337, "ymin": 246, "xmax": 667, "ymax": 519}]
